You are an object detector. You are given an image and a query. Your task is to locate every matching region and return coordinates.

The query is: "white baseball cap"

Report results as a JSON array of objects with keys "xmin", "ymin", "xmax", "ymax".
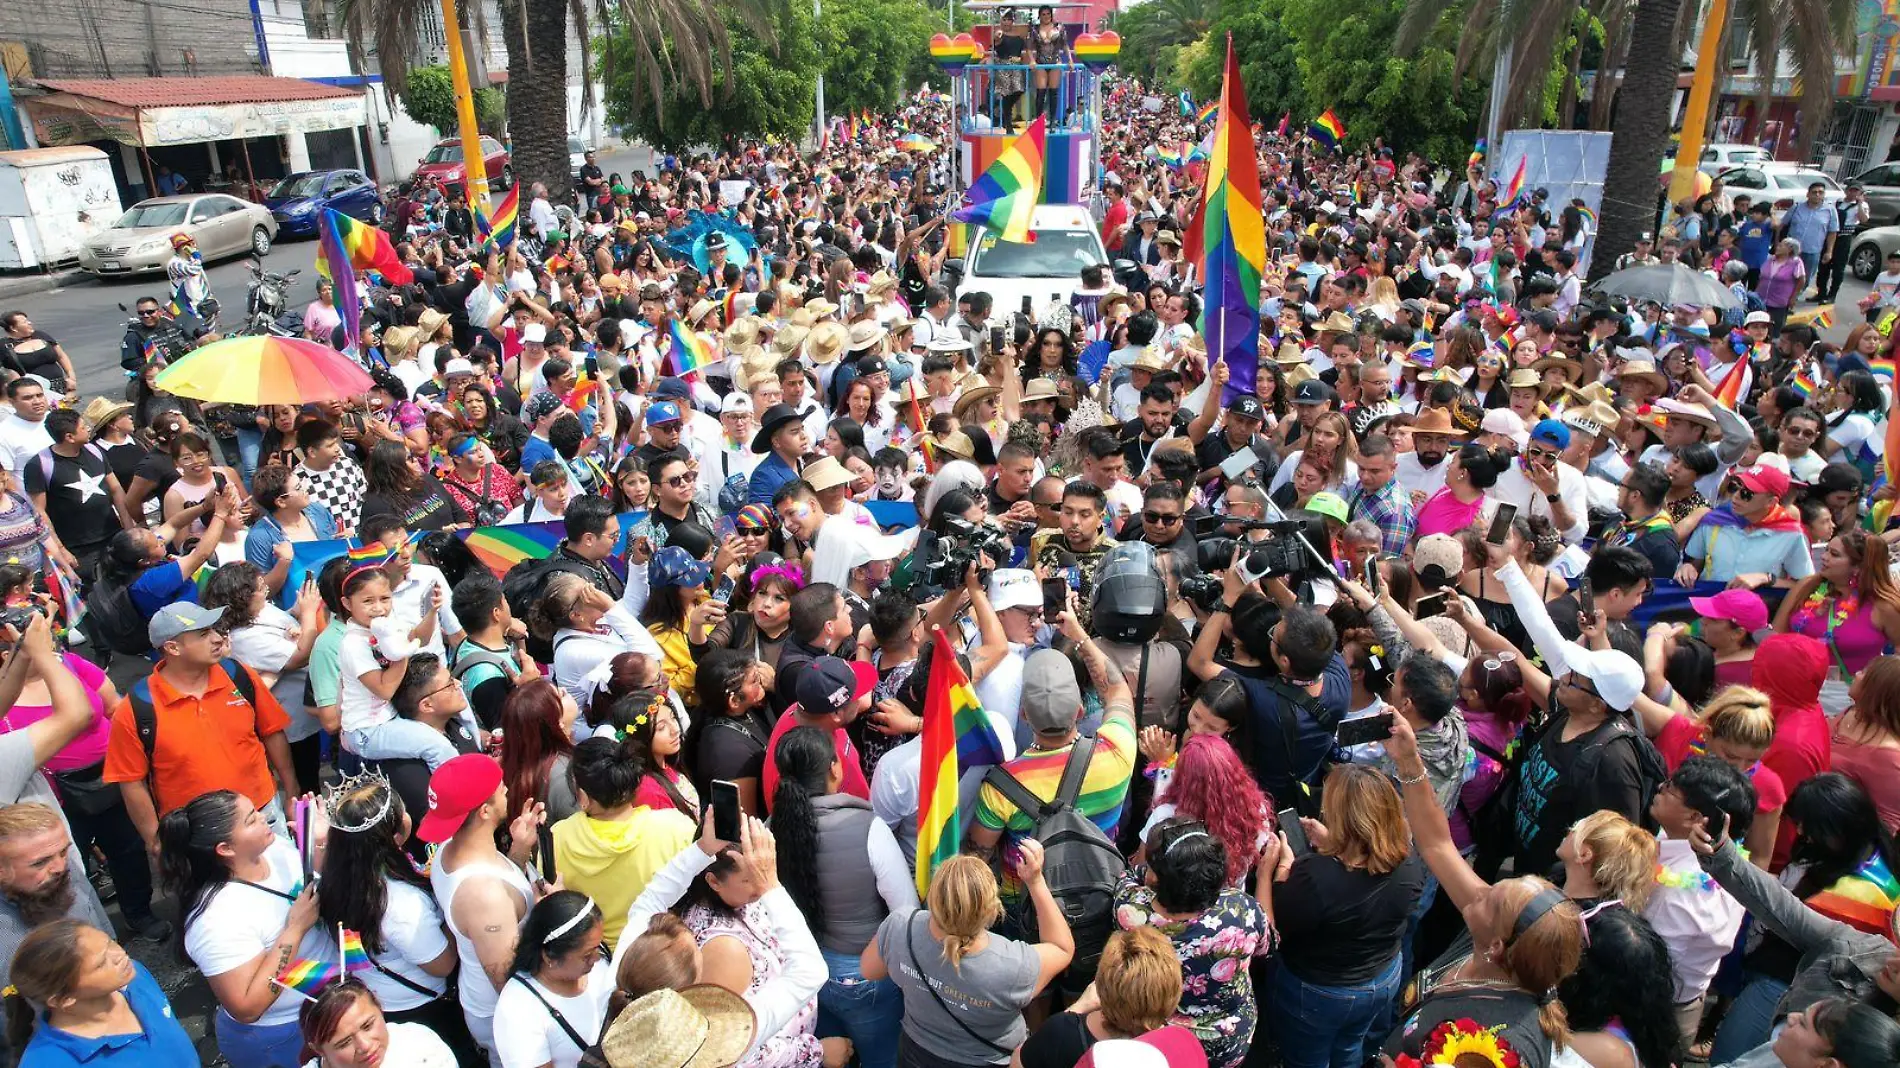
[
  {"xmin": 987, "ymin": 569, "xmax": 1042, "ymax": 613},
  {"xmin": 1479, "ymin": 408, "xmax": 1528, "ymax": 448},
  {"xmin": 720, "ymin": 392, "xmax": 754, "ymax": 416}
]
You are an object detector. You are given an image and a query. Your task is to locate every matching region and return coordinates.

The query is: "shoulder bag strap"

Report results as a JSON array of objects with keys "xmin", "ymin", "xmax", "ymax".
[
  {"xmin": 982, "ymin": 764, "xmax": 1049, "ymax": 824},
  {"xmin": 508, "ymin": 974, "xmax": 591, "ymax": 1052},
  {"xmin": 1053, "ymin": 731, "xmax": 1098, "ymax": 810},
  {"xmin": 364, "ymin": 947, "xmax": 441, "ymax": 999},
  {"xmin": 903, "ymin": 914, "xmax": 1014, "ymax": 1058}
]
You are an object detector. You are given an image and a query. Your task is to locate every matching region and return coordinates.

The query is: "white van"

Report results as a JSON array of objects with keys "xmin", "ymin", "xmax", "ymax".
[{"xmin": 955, "ymin": 204, "xmax": 1110, "ymax": 323}]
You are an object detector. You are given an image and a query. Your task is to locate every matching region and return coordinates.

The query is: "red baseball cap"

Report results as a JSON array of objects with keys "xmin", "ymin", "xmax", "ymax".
[
  {"xmin": 1731, "ymin": 463, "xmax": 1790, "ymax": 501},
  {"xmin": 415, "ymin": 754, "xmax": 503, "ymax": 843}
]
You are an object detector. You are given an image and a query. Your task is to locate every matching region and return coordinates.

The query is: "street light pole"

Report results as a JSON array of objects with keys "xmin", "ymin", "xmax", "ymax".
[
  {"xmin": 440, "ymin": 0, "xmax": 492, "ymax": 210},
  {"xmin": 814, "ymin": 0, "xmax": 826, "ymax": 149}
]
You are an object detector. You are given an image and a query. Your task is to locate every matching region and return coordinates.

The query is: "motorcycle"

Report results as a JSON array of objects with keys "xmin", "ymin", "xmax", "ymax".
[{"xmin": 242, "ymin": 259, "xmax": 304, "ymax": 338}]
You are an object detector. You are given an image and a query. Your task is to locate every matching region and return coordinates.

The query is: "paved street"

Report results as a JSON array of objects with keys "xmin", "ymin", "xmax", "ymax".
[{"xmin": 2, "ymin": 143, "xmax": 657, "ymax": 397}]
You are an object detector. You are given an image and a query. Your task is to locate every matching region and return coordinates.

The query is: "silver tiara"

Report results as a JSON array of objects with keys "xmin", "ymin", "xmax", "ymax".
[{"xmin": 322, "ymin": 768, "xmax": 395, "ymax": 834}]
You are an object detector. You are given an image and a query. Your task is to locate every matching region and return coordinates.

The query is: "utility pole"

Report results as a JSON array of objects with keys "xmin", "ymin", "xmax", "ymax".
[
  {"xmin": 1668, "ymin": 0, "xmax": 1728, "ymax": 207},
  {"xmin": 440, "ymin": 0, "xmax": 492, "ymax": 209},
  {"xmin": 814, "ymin": 0, "xmax": 825, "ymax": 148}
]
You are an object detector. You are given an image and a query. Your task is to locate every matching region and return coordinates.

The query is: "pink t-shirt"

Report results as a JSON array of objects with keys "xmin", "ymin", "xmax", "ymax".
[
  {"xmin": 1413, "ymin": 488, "xmax": 1486, "ymax": 540},
  {"xmin": 761, "ymin": 710, "xmax": 870, "ymax": 811},
  {"xmin": 0, "ymin": 653, "xmax": 110, "ymax": 772}
]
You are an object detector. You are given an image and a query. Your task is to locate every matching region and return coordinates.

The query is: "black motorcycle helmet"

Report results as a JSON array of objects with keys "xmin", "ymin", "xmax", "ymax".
[{"xmin": 1090, "ymin": 542, "xmax": 1168, "ymax": 644}]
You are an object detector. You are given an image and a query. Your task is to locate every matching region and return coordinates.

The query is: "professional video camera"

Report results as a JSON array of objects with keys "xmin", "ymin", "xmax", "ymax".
[
  {"xmin": 1190, "ymin": 508, "xmax": 1335, "ymax": 590},
  {"xmin": 905, "ymin": 516, "xmax": 1014, "ymax": 597}
]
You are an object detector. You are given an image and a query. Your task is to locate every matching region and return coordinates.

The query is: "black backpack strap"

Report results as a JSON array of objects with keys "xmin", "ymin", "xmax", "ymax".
[
  {"xmin": 508, "ymin": 973, "xmax": 591, "ymax": 1052},
  {"xmin": 364, "ymin": 948, "xmax": 442, "ymax": 999},
  {"xmin": 1052, "ymin": 732, "xmax": 1097, "ymax": 811},
  {"xmin": 129, "ymin": 679, "xmax": 158, "ymax": 766},
  {"xmin": 1262, "ymin": 678, "xmax": 1336, "ymax": 814},
  {"xmin": 982, "ymin": 764, "xmax": 1050, "ymax": 824},
  {"xmin": 220, "ymin": 658, "xmax": 258, "ymax": 713}
]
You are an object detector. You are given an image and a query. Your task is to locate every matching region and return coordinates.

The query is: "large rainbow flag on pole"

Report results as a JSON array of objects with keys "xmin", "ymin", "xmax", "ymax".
[
  {"xmin": 951, "ymin": 116, "xmax": 1046, "ymax": 244},
  {"xmin": 1500, "ymin": 156, "xmax": 1529, "ymax": 209},
  {"xmin": 315, "ymin": 210, "xmax": 365, "ymax": 356},
  {"xmin": 317, "ymin": 208, "xmax": 412, "ymax": 286},
  {"xmin": 480, "ymin": 187, "xmax": 519, "ymax": 251},
  {"xmin": 1307, "ymin": 109, "xmax": 1345, "ymax": 151},
  {"xmin": 1184, "ymin": 34, "xmax": 1267, "ymax": 404},
  {"xmin": 915, "ymin": 628, "xmax": 1007, "ymax": 898}
]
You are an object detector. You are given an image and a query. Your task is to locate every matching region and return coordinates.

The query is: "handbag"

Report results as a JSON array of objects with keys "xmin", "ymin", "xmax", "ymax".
[
  {"xmin": 471, "ymin": 466, "xmax": 507, "ymax": 527},
  {"xmin": 51, "ymin": 761, "xmax": 121, "ymax": 817}
]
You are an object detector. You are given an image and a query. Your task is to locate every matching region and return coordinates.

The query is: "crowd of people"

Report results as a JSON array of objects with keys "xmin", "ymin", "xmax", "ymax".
[{"xmin": 0, "ymin": 70, "xmax": 1896, "ymax": 1068}]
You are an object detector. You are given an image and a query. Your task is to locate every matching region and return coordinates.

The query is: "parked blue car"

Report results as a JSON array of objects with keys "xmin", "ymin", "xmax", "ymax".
[{"xmin": 265, "ymin": 169, "xmax": 384, "ymax": 237}]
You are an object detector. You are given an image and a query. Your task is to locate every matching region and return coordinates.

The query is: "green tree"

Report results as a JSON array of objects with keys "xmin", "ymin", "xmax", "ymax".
[
  {"xmin": 1283, "ymin": 0, "xmax": 1483, "ymax": 163},
  {"xmin": 1182, "ymin": 0, "xmax": 1306, "ymax": 121},
  {"xmin": 606, "ymin": 1, "xmax": 822, "ymax": 152},
  {"xmin": 817, "ymin": 0, "xmax": 942, "ymax": 116},
  {"xmin": 400, "ymin": 65, "xmax": 505, "ymax": 138}
]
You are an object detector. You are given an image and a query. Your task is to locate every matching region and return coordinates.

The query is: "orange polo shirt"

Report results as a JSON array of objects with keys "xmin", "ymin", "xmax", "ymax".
[{"xmin": 103, "ymin": 660, "xmax": 290, "ymax": 815}]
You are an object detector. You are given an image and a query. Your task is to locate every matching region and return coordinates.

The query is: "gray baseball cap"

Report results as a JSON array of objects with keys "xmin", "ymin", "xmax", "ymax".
[
  {"xmin": 149, "ymin": 602, "xmax": 226, "ymax": 647},
  {"xmin": 1021, "ymin": 648, "xmax": 1083, "ymax": 736}
]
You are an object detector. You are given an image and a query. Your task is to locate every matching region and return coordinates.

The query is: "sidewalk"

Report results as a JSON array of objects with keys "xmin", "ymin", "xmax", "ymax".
[{"xmin": 0, "ymin": 268, "xmax": 86, "ymax": 300}]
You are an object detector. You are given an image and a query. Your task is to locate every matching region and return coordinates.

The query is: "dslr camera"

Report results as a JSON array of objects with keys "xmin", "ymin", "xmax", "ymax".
[{"xmin": 909, "ymin": 517, "xmax": 1013, "ymax": 596}]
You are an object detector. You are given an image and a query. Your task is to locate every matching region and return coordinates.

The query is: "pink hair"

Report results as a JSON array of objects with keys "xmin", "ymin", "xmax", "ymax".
[{"xmin": 1168, "ymin": 734, "xmax": 1268, "ymax": 886}]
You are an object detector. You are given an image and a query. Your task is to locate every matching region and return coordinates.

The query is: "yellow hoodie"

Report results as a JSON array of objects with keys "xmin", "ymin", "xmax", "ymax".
[{"xmin": 552, "ymin": 805, "xmax": 697, "ymax": 949}]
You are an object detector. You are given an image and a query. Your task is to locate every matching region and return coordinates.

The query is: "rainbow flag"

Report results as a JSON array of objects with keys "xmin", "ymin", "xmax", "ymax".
[
  {"xmin": 1578, "ymin": 205, "xmax": 1599, "ymax": 229},
  {"xmin": 1275, "ymin": 112, "xmax": 1289, "ymax": 138},
  {"xmin": 319, "ymin": 208, "xmax": 412, "ymax": 286},
  {"xmin": 340, "ymin": 927, "xmax": 373, "ymax": 974},
  {"xmin": 1816, "ymin": 307, "xmax": 1838, "ymax": 331},
  {"xmin": 1501, "ymin": 156, "xmax": 1528, "ymax": 208},
  {"xmin": 346, "ymin": 543, "xmax": 392, "ymax": 567},
  {"xmin": 668, "ymin": 318, "xmax": 718, "ymax": 377},
  {"xmin": 1185, "ymin": 35, "xmax": 1266, "ymax": 405},
  {"xmin": 482, "ymin": 187, "xmax": 519, "ymax": 251},
  {"xmin": 951, "ymin": 115, "xmax": 1046, "ymax": 244},
  {"xmin": 274, "ymin": 956, "xmax": 339, "ymax": 998},
  {"xmin": 1870, "ymin": 355, "xmax": 1895, "ymax": 381},
  {"xmin": 315, "ymin": 210, "xmax": 364, "ymax": 356},
  {"xmin": 1792, "ymin": 369, "xmax": 1819, "ymax": 399},
  {"xmin": 1807, "ymin": 852, "xmax": 1900, "ymax": 939},
  {"xmin": 1307, "ymin": 109, "xmax": 1345, "ymax": 150},
  {"xmin": 460, "ymin": 522, "xmax": 566, "ymax": 576},
  {"xmin": 1468, "ymin": 138, "xmax": 1486, "ymax": 169},
  {"xmin": 915, "ymin": 628, "xmax": 1006, "ymax": 897},
  {"xmin": 1195, "ymin": 100, "xmax": 1217, "ymax": 124},
  {"xmin": 1711, "ymin": 354, "xmax": 1748, "ymax": 410}
]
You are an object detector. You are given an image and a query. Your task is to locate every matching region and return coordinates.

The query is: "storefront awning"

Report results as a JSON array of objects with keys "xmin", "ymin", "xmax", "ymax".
[{"xmin": 23, "ymin": 76, "xmax": 366, "ymax": 149}]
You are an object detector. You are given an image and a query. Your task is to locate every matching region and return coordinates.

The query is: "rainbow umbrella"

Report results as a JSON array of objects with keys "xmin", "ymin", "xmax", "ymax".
[
  {"xmin": 154, "ymin": 336, "xmax": 374, "ymax": 405},
  {"xmin": 897, "ymin": 134, "xmax": 937, "ymax": 153}
]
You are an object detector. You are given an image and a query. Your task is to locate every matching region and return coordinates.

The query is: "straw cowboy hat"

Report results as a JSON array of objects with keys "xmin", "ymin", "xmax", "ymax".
[
  {"xmin": 723, "ymin": 318, "xmax": 762, "ymax": 352},
  {"xmin": 806, "ymin": 322, "xmax": 850, "ymax": 366},
  {"xmin": 787, "ymin": 307, "xmax": 817, "ymax": 328},
  {"xmin": 597, "ymin": 985, "xmax": 755, "ymax": 1068},
  {"xmin": 1131, "ymin": 348, "xmax": 1169, "ymax": 372},
  {"xmin": 1531, "ymin": 352, "xmax": 1584, "ymax": 384},
  {"xmin": 1283, "ymin": 363, "xmax": 1318, "ymax": 388},
  {"xmin": 1561, "ymin": 399, "xmax": 1623, "ymax": 438},
  {"xmin": 81, "ymin": 397, "xmax": 134, "ymax": 433},
  {"xmin": 1409, "ymin": 407, "xmax": 1471, "ymax": 438},
  {"xmin": 866, "ymin": 270, "xmax": 899, "ymax": 297},
  {"xmin": 1274, "ymin": 340, "xmax": 1307, "ymax": 366},
  {"xmin": 1022, "ymin": 377, "xmax": 1061, "ymax": 403},
  {"xmin": 933, "ymin": 431, "xmax": 977, "ymax": 461},
  {"xmin": 804, "ymin": 298, "xmax": 840, "ymax": 320},
  {"xmin": 1614, "ymin": 360, "xmax": 1669, "ymax": 394},
  {"xmin": 416, "ymin": 308, "xmax": 450, "ymax": 341},
  {"xmin": 1653, "ymin": 396, "xmax": 1719, "ymax": 430},
  {"xmin": 771, "ymin": 324, "xmax": 811, "ymax": 357},
  {"xmin": 952, "ymin": 384, "xmax": 1002, "ymax": 422},
  {"xmin": 1317, "ymin": 311, "xmax": 1357, "ymax": 335},
  {"xmin": 801, "ymin": 455, "xmax": 854, "ymax": 492},
  {"xmin": 847, "ymin": 320, "xmax": 888, "ymax": 352},
  {"xmin": 1562, "ymin": 379, "xmax": 1618, "ymax": 408},
  {"xmin": 381, "ymin": 326, "xmax": 420, "ymax": 362},
  {"xmin": 1504, "ymin": 368, "xmax": 1545, "ymax": 392}
]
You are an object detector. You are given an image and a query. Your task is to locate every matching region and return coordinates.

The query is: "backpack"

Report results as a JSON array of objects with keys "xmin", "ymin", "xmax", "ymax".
[
  {"xmin": 501, "ymin": 553, "xmax": 590, "ymax": 663},
  {"xmin": 983, "ymin": 734, "xmax": 1126, "ymax": 996},
  {"xmin": 126, "ymin": 657, "xmax": 259, "ymax": 771},
  {"xmin": 87, "ymin": 580, "xmax": 154, "ymax": 658}
]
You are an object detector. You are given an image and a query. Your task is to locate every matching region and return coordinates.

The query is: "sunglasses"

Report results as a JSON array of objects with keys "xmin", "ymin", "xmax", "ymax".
[
  {"xmin": 1143, "ymin": 511, "xmax": 1183, "ymax": 526},
  {"xmin": 1523, "ymin": 447, "xmax": 1559, "ymax": 463},
  {"xmin": 1730, "ymin": 485, "xmax": 1757, "ymax": 502},
  {"xmin": 665, "ymin": 471, "xmax": 698, "ymax": 488},
  {"xmin": 1480, "ymin": 650, "xmax": 1518, "ymax": 672}
]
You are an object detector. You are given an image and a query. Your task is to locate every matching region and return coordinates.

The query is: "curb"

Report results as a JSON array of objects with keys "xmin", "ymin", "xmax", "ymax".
[{"xmin": 0, "ymin": 269, "xmax": 88, "ymax": 300}]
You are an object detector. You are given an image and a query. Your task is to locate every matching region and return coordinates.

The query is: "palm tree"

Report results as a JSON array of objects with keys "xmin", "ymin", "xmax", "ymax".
[
  {"xmin": 340, "ymin": 0, "xmax": 775, "ymax": 194},
  {"xmin": 1590, "ymin": 0, "xmax": 1685, "ymax": 281},
  {"xmin": 1724, "ymin": 0, "xmax": 1855, "ymax": 159},
  {"xmin": 1393, "ymin": 0, "xmax": 1627, "ymax": 131}
]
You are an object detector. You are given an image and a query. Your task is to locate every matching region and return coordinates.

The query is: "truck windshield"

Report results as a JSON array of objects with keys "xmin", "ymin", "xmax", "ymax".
[{"xmin": 969, "ymin": 228, "xmax": 1105, "ymax": 278}]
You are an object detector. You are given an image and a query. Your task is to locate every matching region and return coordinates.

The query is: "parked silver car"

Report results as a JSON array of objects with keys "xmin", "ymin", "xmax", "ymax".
[
  {"xmin": 78, "ymin": 194, "xmax": 278, "ymax": 276},
  {"xmin": 1852, "ymin": 162, "xmax": 1900, "ymax": 228},
  {"xmin": 1846, "ymin": 224, "xmax": 1900, "ymax": 281}
]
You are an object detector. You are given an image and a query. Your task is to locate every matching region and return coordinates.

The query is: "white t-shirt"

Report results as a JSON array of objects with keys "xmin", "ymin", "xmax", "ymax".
[
  {"xmin": 301, "ymin": 1021, "xmax": 456, "ymax": 1068},
  {"xmin": 972, "ymin": 645, "xmax": 1027, "ymax": 745},
  {"xmin": 228, "ymin": 605, "xmax": 318, "ymax": 743},
  {"xmin": 391, "ymin": 564, "xmax": 461, "ymax": 659},
  {"xmin": 0, "ymin": 415, "xmax": 51, "ymax": 476},
  {"xmin": 358, "ymin": 879, "xmax": 451, "ymax": 1012},
  {"xmin": 184, "ymin": 838, "xmax": 333, "ymax": 1027},
  {"xmin": 492, "ymin": 959, "xmax": 613, "ymax": 1068},
  {"xmin": 551, "ymin": 604, "xmax": 664, "ymax": 710},
  {"xmin": 336, "ymin": 621, "xmax": 397, "ymax": 734}
]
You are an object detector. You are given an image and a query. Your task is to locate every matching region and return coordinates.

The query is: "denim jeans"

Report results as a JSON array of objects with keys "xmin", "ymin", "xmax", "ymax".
[
  {"xmin": 234, "ymin": 426, "xmax": 263, "ymax": 488},
  {"xmin": 818, "ymin": 946, "xmax": 903, "ymax": 1068},
  {"xmin": 1269, "ymin": 954, "xmax": 1403, "ymax": 1068},
  {"xmin": 346, "ymin": 718, "xmax": 459, "ymax": 769},
  {"xmin": 215, "ymin": 1009, "xmax": 304, "ymax": 1068},
  {"xmin": 1710, "ymin": 973, "xmax": 1790, "ymax": 1066}
]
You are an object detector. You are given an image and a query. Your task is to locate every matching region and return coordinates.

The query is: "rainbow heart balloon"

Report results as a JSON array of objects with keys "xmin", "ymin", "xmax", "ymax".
[
  {"xmin": 1073, "ymin": 31, "xmax": 1120, "ymax": 70},
  {"xmin": 930, "ymin": 32, "xmax": 982, "ymax": 71}
]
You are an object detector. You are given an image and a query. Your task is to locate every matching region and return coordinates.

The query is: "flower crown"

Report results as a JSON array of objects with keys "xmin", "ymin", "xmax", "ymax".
[{"xmin": 752, "ymin": 561, "xmax": 806, "ymax": 590}]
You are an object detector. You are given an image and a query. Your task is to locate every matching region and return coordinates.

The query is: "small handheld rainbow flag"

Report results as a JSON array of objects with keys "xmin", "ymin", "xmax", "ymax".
[
  {"xmin": 915, "ymin": 627, "xmax": 1007, "ymax": 898},
  {"xmin": 274, "ymin": 956, "xmax": 339, "ymax": 998},
  {"xmin": 1791, "ymin": 369, "xmax": 1820, "ymax": 399},
  {"xmin": 340, "ymin": 926, "xmax": 373, "ymax": 974},
  {"xmin": 1467, "ymin": 138, "xmax": 1487, "ymax": 169},
  {"xmin": 1195, "ymin": 100, "xmax": 1217, "ymax": 124},
  {"xmin": 1307, "ymin": 109, "xmax": 1345, "ymax": 151},
  {"xmin": 1710, "ymin": 353, "xmax": 1748, "ymax": 410},
  {"xmin": 1813, "ymin": 307, "xmax": 1836, "ymax": 332},
  {"xmin": 482, "ymin": 187, "xmax": 519, "ymax": 251},
  {"xmin": 1274, "ymin": 112, "xmax": 1290, "ymax": 139},
  {"xmin": 951, "ymin": 116, "xmax": 1047, "ymax": 245},
  {"xmin": 667, "ymin": 319, "xmax": 718, "ymax": 378},
  {"xmin": 1501, "ymin": 156, "xmax": 1528, "ymax": 208},
  {"xmin": 346, "ymin": 543, "xmax": 393, "ymax": 567}
]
